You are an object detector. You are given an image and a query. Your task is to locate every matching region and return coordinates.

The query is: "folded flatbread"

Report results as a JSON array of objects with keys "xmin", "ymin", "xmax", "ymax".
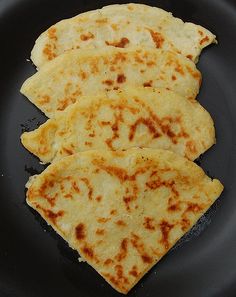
[
  {"xmin": 21, "ymin": 87, "xmax": 215, "ymax": 163},
  {"xmin": 21, "ymin": 47, "xmax": 201, "ymax": 117},
  {"xmin": 31, "ymin": 3, "xmax": 216, "ymax": 68},
  {"xmin": 26, "ymin": 148, "xmax": 223, "ymax": 294}
]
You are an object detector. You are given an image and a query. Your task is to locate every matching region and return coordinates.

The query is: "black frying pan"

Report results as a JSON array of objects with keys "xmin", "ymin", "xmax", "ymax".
[{"xmin": 0, "ymin": 0, "xmax": 236, "ymax": 296}]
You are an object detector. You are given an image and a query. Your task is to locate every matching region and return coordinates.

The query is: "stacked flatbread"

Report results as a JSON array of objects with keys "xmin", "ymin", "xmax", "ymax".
[{"xmin": 20, "ymin": 4, "xmax": 223, "ymax": 294}]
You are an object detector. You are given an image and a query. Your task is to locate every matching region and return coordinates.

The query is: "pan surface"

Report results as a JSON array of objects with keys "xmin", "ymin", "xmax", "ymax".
[{"xmin": 0, "ymin": 0, "xmax": 236, "ymax": 296}]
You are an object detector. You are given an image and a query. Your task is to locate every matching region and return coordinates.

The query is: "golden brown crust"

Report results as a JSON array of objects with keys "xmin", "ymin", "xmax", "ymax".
[
  {"xmin": 26, "ymin": 148, "xmax": 223, "ymax": 294},
  {"xmin": 21, "ymin": 87, "xmax": 215, "ymax": 163},
  {"xmin": 21, "ymin": 47, "xmax": 201, "ymax": 117},
  {"xmin": 31, "ymin": 3, "xmax": 216, "ymax": 68}
]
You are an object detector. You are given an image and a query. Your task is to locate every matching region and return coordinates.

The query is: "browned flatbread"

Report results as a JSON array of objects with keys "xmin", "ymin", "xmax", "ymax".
[
  {"xmin": 26, "ymin": 148, "xmax": 223, "ymax": 294},
  {"xmin": 21, "ymin": 47, "xmax": 201, "ymax": 118},
  {"xmin": 21, "ymin": 87, "xmax": 215, "ymax": 163},
  {"xmin": 31, "ymin": 3, "xmax": 216, "ymax": 68}
]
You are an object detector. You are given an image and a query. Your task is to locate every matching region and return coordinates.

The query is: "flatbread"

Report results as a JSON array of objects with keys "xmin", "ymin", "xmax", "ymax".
[
  {"xmin": 21, "ymin": 87, "xmax": 215, "ymax": 163},
  {"xmin": 31, "ymin": 3, "xmax": 216, "ymax": 68},
  {"xmin": 26, "ymin": 148, "xmax": 223, "ymax": 294},
  {"xmin": 21, "ymin": 47, "xmax": 201, "ymax": 118}
]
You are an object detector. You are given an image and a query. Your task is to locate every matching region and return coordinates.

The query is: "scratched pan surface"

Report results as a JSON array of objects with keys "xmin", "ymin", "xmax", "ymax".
[{"xmin": 0, "ymin": 0, "xmax": 236, "ymax": 296}]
